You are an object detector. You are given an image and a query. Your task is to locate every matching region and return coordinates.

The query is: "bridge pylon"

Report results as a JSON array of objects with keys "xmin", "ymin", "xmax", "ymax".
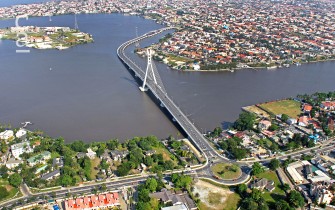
[{"xmin": 139, "ymin": 48, "xmax": 157, "ymax": 92}]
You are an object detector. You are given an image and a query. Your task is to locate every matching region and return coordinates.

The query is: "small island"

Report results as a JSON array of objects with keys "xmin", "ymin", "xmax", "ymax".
[{"xmin": 0, "ymin": 26, "xmax": 93, "ymax": 50}]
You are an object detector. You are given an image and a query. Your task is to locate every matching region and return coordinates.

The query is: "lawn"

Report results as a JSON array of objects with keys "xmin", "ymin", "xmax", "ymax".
[
  {"xmin": 256, "ymin": 171, "xmax": 286, "ymax": 204},
  {"xmin": 223, "ymin": 193, "xmax": 241, "ymax": 210},
  {"xmin": 259, "ymin": 99, "xmax": 301, "ymax": 118},
  {"xmin": 90, "ymin": 157, "xmax": 101, "ymax": 179},
  {"xmin": 211, "ymin": 163, "xmax": 242, "ymax": 180}
]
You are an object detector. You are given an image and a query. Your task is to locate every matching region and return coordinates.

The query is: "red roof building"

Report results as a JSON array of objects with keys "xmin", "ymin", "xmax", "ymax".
[{"xmin": 64, "ymin": 192, "xmax": 120, "ymax": 210}]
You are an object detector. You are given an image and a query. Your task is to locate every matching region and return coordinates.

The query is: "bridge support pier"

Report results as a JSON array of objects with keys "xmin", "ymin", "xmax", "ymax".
[{"xmin": 139, "ymin": 86, "xmax": 148, "ymax": 92}]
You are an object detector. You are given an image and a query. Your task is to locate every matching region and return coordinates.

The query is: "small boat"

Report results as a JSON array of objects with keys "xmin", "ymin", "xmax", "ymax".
[{"xmin": 267, "ymin": 66, "xmax": 277, "ymax": 69}]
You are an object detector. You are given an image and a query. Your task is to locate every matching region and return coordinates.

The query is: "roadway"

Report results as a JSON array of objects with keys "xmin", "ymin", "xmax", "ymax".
[{"xmin": 116, "ymin": 27, "xmax": 251, "ymax": 185}]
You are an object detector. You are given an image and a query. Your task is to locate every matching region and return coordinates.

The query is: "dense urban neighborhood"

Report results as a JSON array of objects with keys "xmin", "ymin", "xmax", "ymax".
[
  {"xmin": 0, "ymin": 0, "xmax": 334, "ymax": 70},
  {"xmin": 0, "ymin": 0, "xmax": 335, "ymax": 209}
]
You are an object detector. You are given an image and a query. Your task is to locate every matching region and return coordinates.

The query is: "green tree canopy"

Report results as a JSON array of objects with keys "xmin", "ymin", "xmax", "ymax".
[
  {"xmin": 9, "ymin": 173, "xmax": 22, "ymax": 188},
  {"xmin": 234, "ymin": 112, "xmax": 256, "ymax": 131},
  {"xmin": 252, "ymin": 162, "xmax": 265, "ymax": 175},
  {"xmin": 269, "ymin": 159, "xmax": 280, "ymax": 171},
  {"xmin": 145, "ymin": 178, "xmax": 158, "ymax": 192},
  {"xmin": 0, "ymin": 186, "xmax": 9, "ymax": 199},
  {"xmin": 287, "ymin": 190, "xmax": 305, "ymax": 208}
]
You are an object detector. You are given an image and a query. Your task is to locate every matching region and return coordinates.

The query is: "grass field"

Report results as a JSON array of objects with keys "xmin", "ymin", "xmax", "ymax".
[
  {"xmin": 211, "ymin": 163, "xmax": 242, "ymax": 180},
  {"xmin": 154, "ymin": 146, "xmax": 178, "ymax": 166},
  {"xmin": 0, "ymin": 179, "xmax": 19, "ymax": 202},
  {"xmin": 259, "ymin": 99, "xmax": 301, "ymax": 118},
  {"xmin": 256, "ymin": 171, "xmax": 286, "ymax": 204},
  {"xmin": 223, "ymin": 193, "xmax": 241, "ymax": 210}
]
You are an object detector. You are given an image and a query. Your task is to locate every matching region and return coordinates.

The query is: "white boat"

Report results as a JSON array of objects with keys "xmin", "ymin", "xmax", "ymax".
[{"xmin": 267, "ymin": 66, "xmax": 277, "ymax": 69}]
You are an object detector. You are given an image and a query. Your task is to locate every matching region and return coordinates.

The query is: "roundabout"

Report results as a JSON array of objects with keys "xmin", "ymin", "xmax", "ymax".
[{"xmin": 210, "ymin": 163, "xmax": 242, "ymax": 180}]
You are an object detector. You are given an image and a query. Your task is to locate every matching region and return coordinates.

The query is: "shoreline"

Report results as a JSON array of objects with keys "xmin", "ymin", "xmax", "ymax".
[{"xmin": 162, "ymin": 58, "xmax": 335, "ymax": 73}]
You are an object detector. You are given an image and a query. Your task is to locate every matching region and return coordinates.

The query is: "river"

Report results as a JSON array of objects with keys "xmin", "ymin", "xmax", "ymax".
[{"xmin": 0, "ymin": 13, "xmax": 334, "ymax": 142}]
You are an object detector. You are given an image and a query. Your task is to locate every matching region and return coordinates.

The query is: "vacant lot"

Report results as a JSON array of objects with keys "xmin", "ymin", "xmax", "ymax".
[
  {"xmin": 194, "ymin": 180, "xmax": 240, "ymax": 210},
  {"xmin": 243, "ymin": 105, "xmax": 271, "ymax": 118},
  {"xmin": 211, "ymin": 163, "xmax": 242, "ymax": 179},
  {"xmin": 259, "ymin": 100, "xmax": 301, "ymax": 118}
]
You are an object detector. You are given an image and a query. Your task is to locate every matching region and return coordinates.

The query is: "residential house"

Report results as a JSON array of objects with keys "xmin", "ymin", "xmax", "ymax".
[
  {"xmin": 86, "ymin": 148, "xmax": 96, "ymax": 159},
  {"xmin": 110, "ymin": 150, "xmax": 129, "ymax": 161},
  {"xmin": 302, "ymin": 104, "xmax": 313, "ymax": 114},
  {"xmin": 250, "ymin": 178, "xmax": 275, "ymax": 192},
  {"xmin": 0, "ymin": 130, "xmax": 14, "ymax": 141},
  {"xmin": 11, "ymin": 141, "xmax": 33, "ymax": 159},
  {"xmin": 145, "ymin": 150, "xmax": 156, "ymax": 156},
  {"xmin": 100, "ymin": 151, "xmax": 113, "ymax": 163},
  {"xmin": 15, "ymin": 129, "xmax": 27, "ymax": 140},
  {"xmin": 52, "ymin": 157, "xmax": 64, "ymax": 169},
  {"xmin": 5, "ymin": 158, "xmax": 22, "ymax": 169},
  {"xmin": 258, "ymin": 120, "xmax": 272, "ymax": 130},
  {"xmin": 321, "ymin": 101, "xmax": 335, "ymax": 111},
  {"xmin": 150, "ymin": 188, "xmax": 197, "ymax": 210},
  {"xmin": 41, "ymin": 169, "xmax": 61, "ymax": 181},
  {"xmin": 64, "ymin": 192, "xmax": 120, "ymax": 210},
  {"xmin": 76, "ymin": 152, "xmax": 86, "ymax": 159},
  {"xmin": 298, "ymin": 116, "xmax": 310, "ymax": 127},
  {"xmin": 27, "ymin": 151, "xmax": 51, "ymax": 166},
  {"xmin": 286, "ymin": 118, "xmax": 297, "ymax": 125}
]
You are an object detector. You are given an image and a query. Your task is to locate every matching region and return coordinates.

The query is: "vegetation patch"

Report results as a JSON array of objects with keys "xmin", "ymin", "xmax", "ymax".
[
  {"xmin": 211, "ymin": 163, "xmax": 242, "ymax": 180},
  {"xmin": 259, "ymin": 99, "xmax": 301, "ymax": 118}
]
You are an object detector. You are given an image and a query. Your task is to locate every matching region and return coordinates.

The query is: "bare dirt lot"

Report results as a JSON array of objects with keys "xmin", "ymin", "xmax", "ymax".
[{"xmin": 193, "ymin": 180, "xmax": 240, "ymax": 210}]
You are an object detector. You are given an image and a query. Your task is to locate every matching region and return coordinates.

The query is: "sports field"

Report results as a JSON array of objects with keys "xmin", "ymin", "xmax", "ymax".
[{"xmin": 259, "ymin": 100, "xmax": 301, "ymax": 118}]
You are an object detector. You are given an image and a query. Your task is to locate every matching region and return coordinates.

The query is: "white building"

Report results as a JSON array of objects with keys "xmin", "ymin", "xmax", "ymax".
[
  {"xmin": 0, "ymin": 130, "xmax": 14, "ymax": 141},
  {"xmin": 6, "ymin": 158, "xmax": 23, "ymax": 169},
  {"xmin": 16, "ymin": 129, "xmax": 27, "ymax": 140},
  {"xmin": 86, "ymin": 148, "xmax": 96, "ymax": 159},
  {"xmin": 11, "ymin": 141, "xmax": 33, "ymax": 159},
  {"xmin": 309, "ymin": 170, "xmax": 331, "ymax": 183},
  {"xmin": 286, "ymin": 161, "xmax": 311, "ymax": 184}
]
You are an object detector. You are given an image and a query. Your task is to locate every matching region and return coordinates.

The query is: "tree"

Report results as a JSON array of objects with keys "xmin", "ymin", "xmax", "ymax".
[
  {"xmin": 251, "ymin": 188, "xmax": 263, "ymax": 202},
  {"xmin": 252, "ymin": 163, "xmax": 264, "ymax": 175},
  {"xmin": 0, "ymin": 186, "xmax": 9, "ymax": 199},
  {"xmin": 145, "ymin": 178, "xmax": 158, "ymax": 192},
  {"xmin": 281, "ymin": 114, "xmax": 289, "ymax": 122},
  {"xmin": 269, "ymin": 159, "xmax": 280, "ymax": 171},
  {"xmin": 241, "ymin": 197, "xmax": 259, "ymax": 210},
  {"xmin": 61, "ymin": 175, "xmax": 73, "ymax": 187},
  {"xmin": 9, "ymin": 173, "xmax": 22, "ymax": 187},
  {"xmin": 281, "ymin": 183, "xmax": 291, "ymax": 192},
  {"xmin": 287, "ymin": 190, "xmax": 305, "ymax": 208},
  {"xmin": 138, "ymin": 188, "xmax": 150, "ymax": 203},
  {"xmin": 144, "ymin": 156, "xmax": 154, "ymax": 166},
  {"xmin": 164, "ymin": 160, "xmax": 174, "ymax": 170},
  {"xmin": 236, "ymin": 184, "xmax": 247, "ymax": 197},
  {"xmin": 136, "ymin": 201, "xmax": 151, "ymax": 210},
  {"xmin": 275, "ymin": 200, "xmax": 292, "ymax": 210},
  {"xmin": 234, "ymin": 112, "xmax": 256, "ymax": 131},
  {"xmin": 171, "ymin": 174, "xmax": 192, "ymax": 189},
  {"xmin": 269, "ymin": 124, "xmax": 279, "ymax": 131}
]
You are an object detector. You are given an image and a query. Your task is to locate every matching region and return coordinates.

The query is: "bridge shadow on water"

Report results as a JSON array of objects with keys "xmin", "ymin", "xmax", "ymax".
[{"xmin": 120, "ymin": 76, "xmax": 139, "ymax": 88}]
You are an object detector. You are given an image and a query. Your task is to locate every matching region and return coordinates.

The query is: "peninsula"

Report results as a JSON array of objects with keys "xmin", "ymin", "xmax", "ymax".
[{"xmin": 0, "ymin": 26, "xmax": 93, "ymax": 50}]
